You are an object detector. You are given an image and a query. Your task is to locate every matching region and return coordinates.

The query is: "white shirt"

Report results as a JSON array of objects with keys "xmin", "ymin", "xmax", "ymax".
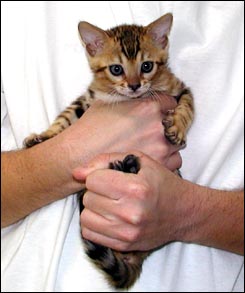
[{"xmin": 1, "ymin": 1, "xmax": 244, "ymax": 292}]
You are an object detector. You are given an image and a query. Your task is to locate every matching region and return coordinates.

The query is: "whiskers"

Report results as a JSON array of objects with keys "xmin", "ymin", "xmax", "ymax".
[
  {"xmin": 107, "ymin": 89, "xmax": 125, "ymax": 110},
  {"xmin": 143, "ymin": 88, "xmax": 162, "ymax": 103}
]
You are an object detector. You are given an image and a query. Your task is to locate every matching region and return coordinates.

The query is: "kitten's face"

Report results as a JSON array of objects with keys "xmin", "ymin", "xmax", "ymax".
[{"xmin": 78, "ymin": 14, "xmax": 173, "ymax": 102}]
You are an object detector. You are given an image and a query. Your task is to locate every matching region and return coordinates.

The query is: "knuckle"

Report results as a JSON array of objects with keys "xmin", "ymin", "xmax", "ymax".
[
  {"xmin": 116, "ymin": 241, "xmax": 131, "ymax": 251},
  {"xmin": 119, "ymin": 227, "xmax": 141, "ymax": 243},
  {"xmin": 82, "ymin": 191, "xmax": 89, "ymax": 207},
  {"xmin": 121, "ymin": 203, "xmax": 147, "ymax": 226},
  {"xmin": 130, "ymin": 182, "xmax": 149, "ymax": 200},
  {"xmin": 129, "ymin": 207, "xmax": 147, "ymax": 225}
]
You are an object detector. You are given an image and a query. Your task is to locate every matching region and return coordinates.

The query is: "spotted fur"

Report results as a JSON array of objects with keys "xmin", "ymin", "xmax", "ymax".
[{"xmin": 24, "ymin": 13, "xmax": 194, "ymax": 288}]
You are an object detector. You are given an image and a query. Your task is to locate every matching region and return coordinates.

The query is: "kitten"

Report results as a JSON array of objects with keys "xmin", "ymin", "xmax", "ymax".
[{"xmin": 24, "ymin": 13, "xmax": 194, "ymax": 289}]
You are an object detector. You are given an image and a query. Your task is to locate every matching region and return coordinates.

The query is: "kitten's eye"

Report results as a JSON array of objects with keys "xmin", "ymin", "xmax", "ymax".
[
  {"xmin": 141, "ymin": 61, "xmax": 154, "ymax": 73},
  {"xmin": 109, "ymin": 65, "xmax": 124, "ymax": 76}
]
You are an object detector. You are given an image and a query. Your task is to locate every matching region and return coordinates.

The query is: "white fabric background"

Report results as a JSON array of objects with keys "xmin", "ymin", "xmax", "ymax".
[{"xmin": 1, "ymin": 1, "xmax": 244, "ymax": 292}]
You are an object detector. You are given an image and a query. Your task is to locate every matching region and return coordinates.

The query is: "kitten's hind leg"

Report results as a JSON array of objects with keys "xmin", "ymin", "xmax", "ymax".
[
  {"xmin": 23, "ymin": 96, "xmax": 86, "ymax": 148},
  {"xmin": 109, "ymin": 154, "xmax": 140, "ymax": 174}
]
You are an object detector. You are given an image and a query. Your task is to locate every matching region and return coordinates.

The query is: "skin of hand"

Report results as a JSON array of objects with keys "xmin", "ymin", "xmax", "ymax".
[
  {"xmin": 73, "ymin": 152, "xmax": 244, "ymax": 255},
  {"xmin": 1, "ymin": 94, "xmax": 180, "ymax": 227},
  {"xmin": 74, "ymin": 151, "xmax": 182, "ymax": 251},
  {"xmin": 61, "ymin": 95, "xmax": 180, "ymax": 169}
]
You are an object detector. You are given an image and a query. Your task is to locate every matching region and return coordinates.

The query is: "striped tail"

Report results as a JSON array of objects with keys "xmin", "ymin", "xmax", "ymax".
[{"xmin": 83, "ymin": 239, "xmax": 150, "ymax": 289}]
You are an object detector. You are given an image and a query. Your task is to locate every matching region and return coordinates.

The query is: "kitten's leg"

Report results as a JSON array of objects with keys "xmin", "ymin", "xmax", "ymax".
[
  {"xmin": 163, "ymin": 88, "xmax": 194, "ymax": 146},
  {"xmin": 24, "ymin": 95, "xmax": 89, "ymax": 148}
]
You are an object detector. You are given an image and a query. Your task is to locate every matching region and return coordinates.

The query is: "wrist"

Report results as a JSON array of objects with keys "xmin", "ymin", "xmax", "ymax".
[
  {"xmin": 176, "ymin": 182, "xmax": 220, "ymax": 244},
  {"xmin": 174, "ymin": 180, "xmax": 203, "ymax": 243},
  {"xmin": 165, "ymin": 178, "xmax": 198, "ymax": 242},
  {"xmin": 1, "ymin": 137, "xmax": 86, "ymax": 228},
  {"xmin": 174, "ymin": 181, "xmax": 244, "ymax": 255},
  {"xmin": 32, "ymin": 135, "xmax": 84, "ymax": 197}
]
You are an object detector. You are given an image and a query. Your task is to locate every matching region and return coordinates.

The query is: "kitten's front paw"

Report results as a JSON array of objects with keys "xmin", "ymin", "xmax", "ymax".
[
  {"xmin": 23, "ymin": 133, "xmax": 45, "ymax": 148},
  {"xmin": 162, "ymin": 113, "xmax": 186, "ymax": 147}
]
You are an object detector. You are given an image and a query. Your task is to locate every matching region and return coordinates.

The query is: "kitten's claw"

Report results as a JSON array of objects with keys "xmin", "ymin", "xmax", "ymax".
[
  {"xmin": 162, "ymin": 118, "xmax": 173, "ymax": 129},
  {"xmin": 165, "ymin": 128, "xmax": 186, "ymax": 146},
  {"xmin": 166, "ymin": 109, "xmax": 175, "ymax": 115},
  {"xmin": 23, "ymin": 134, "xmax": 44, "ymax": 148}
]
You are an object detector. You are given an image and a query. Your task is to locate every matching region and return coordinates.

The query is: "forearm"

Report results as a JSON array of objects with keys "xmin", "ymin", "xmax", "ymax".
[
  {"xmin": 179, "ymin": 181, "xmax": 244, "ymax": 255},
  {"xmin": 1, "ymin": 138, "xmax": 84, "ymax": 228}
]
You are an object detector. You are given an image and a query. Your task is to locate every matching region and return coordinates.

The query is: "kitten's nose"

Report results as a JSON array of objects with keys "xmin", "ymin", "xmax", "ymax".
[{"xmin": 128, "ymin": 84, "xmax": 141, "ymax": 92}]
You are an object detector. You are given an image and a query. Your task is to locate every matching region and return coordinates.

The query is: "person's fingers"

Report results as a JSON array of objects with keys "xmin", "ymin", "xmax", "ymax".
[
  {"xmin": 81, "ymin": 208, "xmax": 137, "ymax": 246},
  {"xmin": 73, "ymin": 152, "xmax": 130, "ymax": 181},
  {"xmin": 73, "ymin": 151, "xmax": 144, "ymax": 182},
  {"xmin": 83, "ymin": 189, "xmax": 121, "ymax": 215},
  {"xmin": 83, "ymin": 188, "xmax": 146, "ymax": 225},
  {"xmin": 165, "ymin": 151, "xmax": 182, "ymax": 171},
  {"xmin": 81, "ymin": 226, "xmax": 132, "ymax": 251},
  {"xmin": 85, "ymin": 168, "xmax": 144, "ymax": 202}
]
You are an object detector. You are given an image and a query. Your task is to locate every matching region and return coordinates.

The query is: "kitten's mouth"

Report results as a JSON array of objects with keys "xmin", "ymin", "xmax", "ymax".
[
  {"xmin": 117, "ymin": 90, "xmax": 148, "ymax": 100},
  {"xmin": 131, "ymin": 96, "xmax": 143, "ymax": 100},
  {"xmin": 129, "ymin": 91, "xmax": 150, "ymax": 100},
  {"xmin": 126, "ymin": 93, "xmax": 146, "ymax": 100}
]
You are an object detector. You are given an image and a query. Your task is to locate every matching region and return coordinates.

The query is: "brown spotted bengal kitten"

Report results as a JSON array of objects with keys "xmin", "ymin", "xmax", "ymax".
[{"xmin": 24, "ymin": 13, "xmax": 194, "ymax": 289}]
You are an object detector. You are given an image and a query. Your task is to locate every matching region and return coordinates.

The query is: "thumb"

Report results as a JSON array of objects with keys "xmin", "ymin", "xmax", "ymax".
[{"xmin": 73, "ymin": 152, "xmax": 140, "ymax": 182}]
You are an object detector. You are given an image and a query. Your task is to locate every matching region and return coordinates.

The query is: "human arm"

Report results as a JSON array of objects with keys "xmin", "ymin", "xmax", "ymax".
[
  {"xmin": 74, "ymin": 152, "xmax": 244, "ymax": 255},
  {"xmin": 1, "ymin": 96, "xmax": 178, "ymax": 228},
  {"xmin": 1, "ymin": 142, "xmax": 83, "ymax": 228}
]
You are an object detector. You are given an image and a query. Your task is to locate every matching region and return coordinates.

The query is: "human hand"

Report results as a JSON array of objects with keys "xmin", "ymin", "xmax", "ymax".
[
  {"xmin": 56, "ymin": 93, "xmax": 180, "ymax": 170},
  {"xmin": 73, "ymin": 151, "xmax": 185, "ymax": 252}
]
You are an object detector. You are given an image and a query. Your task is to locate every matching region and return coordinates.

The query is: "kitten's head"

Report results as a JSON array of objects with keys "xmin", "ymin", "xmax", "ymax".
[{"xmin": 78, "ymin": 13, "xmax": 173, "ymax": 102}]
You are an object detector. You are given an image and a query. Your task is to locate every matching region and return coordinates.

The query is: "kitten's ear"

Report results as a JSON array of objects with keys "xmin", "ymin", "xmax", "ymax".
[
  {"xmin": 78, "ymin": 22, "xmax": 108, "ymax": 57},
  {"xmin": 146, "ymin": 13, "xmax": 173, "ymax": 49}
]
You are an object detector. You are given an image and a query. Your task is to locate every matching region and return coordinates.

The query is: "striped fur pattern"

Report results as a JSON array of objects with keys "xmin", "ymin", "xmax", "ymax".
[{"xmin": 24, "ymin": 13, "xmax": 194, "ymax": 289}]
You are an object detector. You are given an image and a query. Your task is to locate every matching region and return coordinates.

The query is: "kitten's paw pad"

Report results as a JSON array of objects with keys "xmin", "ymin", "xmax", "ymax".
[
  {"xmin": 109, "ymin": 154, "xmax": 140, "ymax": 174},
  {"xmin": 23, "ymin": 134, "xmax": 45, "ymax": 148}
]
